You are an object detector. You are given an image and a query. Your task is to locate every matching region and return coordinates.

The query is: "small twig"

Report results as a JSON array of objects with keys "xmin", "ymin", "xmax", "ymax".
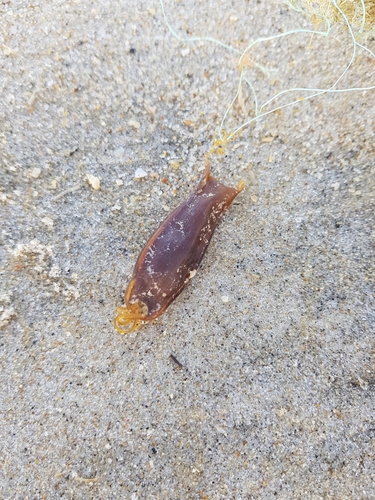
[
  {"xmin": 170, "ymin": 353, "xmax": 183, "ymax": 369},
  {"xmin": 53, "ymin": 184, "xmax": 81, "ymax": 201},
  {"xmin": 75, "ymin": 475, "xmax": 102, "ymax": 483}
]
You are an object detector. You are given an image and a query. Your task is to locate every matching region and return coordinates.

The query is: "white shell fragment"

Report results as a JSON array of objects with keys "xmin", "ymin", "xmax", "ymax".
[
  {"xmin": 114, "ymin": 147, "xmax": 124, "ymax": 157},
  {"xmin": 86, "ymin": 174, "xmax": 100, "ymax": 190},
  {"xmin": 29, "ymin": 167, "xmax": 41, "ymax": 178},
  {"xmin": 129, "ymin": 119, "xmax": 141, "ymax": 129},
  {"xmin": 41, "ymin": 217, "xmax": 54, "ymax": 229},
  {"xmin": 134, "ymin": 167, "xmax": 147, "ymax": 179}
]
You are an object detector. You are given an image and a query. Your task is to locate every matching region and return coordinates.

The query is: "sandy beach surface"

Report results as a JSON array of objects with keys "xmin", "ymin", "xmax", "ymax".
[{"xmin": 1, "ymin": 0, "xmax": 374, "ymax": 498}]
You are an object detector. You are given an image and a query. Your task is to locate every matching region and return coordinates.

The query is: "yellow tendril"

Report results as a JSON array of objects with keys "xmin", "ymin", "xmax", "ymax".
[
  {"xmin": 114, "ymin": 301, "xmax": 148, "ymax": 335},
  {"xmin": 205, "ymin": 130, "xmax": 238, "ymax": 165},
  {"xmin": 114, "ymin": 306, "xmax": 142, "ymax": 334}
]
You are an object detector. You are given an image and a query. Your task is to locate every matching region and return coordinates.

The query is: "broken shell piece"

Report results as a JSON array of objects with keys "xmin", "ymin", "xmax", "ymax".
[
  {"xmin": 29, "ymin": 167, "xmax": 41, "ymax": 178},
  {"xmin": 134, "ymin": 167, "xmax": 147, "ymax": 179},
  {"xmin": 129, "ymin": 120, "xmax": 141, "ymax": 129},
  {"xmin": 86, "ymin": 174, "xmax": 100, "ymax": 190}
]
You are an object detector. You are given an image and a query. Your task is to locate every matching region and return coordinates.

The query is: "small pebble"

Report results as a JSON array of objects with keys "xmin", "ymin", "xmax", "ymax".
[
  {"xmin": 221, "ymin": 296, "xmax": 229, "ymax": 303},
  {"xmin": 170, "ymin": 160, "xmax": 181, "ymax": 170},
  {"xmin": 115, "ymin": 179, "xmax": 124, "ymax": 186},
  {"xmin": 181, "ymin": 48, "xmax": 190, "ymax": 57}
]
